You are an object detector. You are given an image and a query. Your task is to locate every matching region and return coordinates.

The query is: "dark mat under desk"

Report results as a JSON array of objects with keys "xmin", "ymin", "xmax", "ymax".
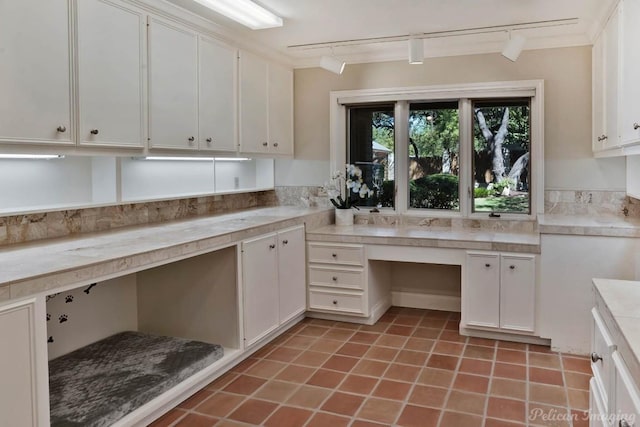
[{"xmin": 49, "ymin": 331, "xmax": 224, "ymax": 427}]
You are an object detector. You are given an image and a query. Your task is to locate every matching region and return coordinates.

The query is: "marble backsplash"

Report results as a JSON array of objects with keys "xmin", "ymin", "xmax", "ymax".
[{"xmin": 0, "ymin": 191, "xmax": 278, "ymax": 247}]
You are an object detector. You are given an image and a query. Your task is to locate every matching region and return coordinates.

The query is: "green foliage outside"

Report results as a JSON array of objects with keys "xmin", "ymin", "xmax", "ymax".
[{"xmin": 410, "ymin": 174, "xmax": 459, "ymax": 210}]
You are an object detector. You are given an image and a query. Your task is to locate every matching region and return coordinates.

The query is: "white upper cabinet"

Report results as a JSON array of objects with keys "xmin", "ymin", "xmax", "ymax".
[
  {"xmin": 268, "ymin": 63, "xmax": 294, "ymax": 156},
  {"xmin": 592, "ymin": 32, "xmax": 606, "ymax": 152},
  {"xmin": 148, "ymin": 18, "xmax": 199, "ymax": 150},
  {"xmin": 198, "ymin": 36, "xmax": 237, "ymax": 152},
  {"xmin": 0, "ymin": 0, "xmax": 73, "ymax": 146},
  {"xmin": 77, "ymin": 0, "xmax": 145, "ymax": 148},
  {"xmin": 239, "ymin": 50, "xmax": 293, "ymax": 156},
  {"xmin": 604, "ymin": 5, "xmax": 621, "ymax": 150},
  {"xmin": 620, "ymin": 0, "xmax": 640, "ymax": 146}
]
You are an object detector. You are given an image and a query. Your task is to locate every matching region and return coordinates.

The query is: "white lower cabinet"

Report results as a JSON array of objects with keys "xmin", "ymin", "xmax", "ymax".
[
  {"xmin": 0, "ymin": 298, "xmax": 49, "ymax": 427},
  {"xmin": 242, "ymin": 226, "xmax": 305, "ymax": 347},
  {"xmin": 463, "ymin": 252, "xmax": 536, "ymax": 334},
  {"xmin": 612, "ymin": 351, "xmax": 640, "ymax": 427}
]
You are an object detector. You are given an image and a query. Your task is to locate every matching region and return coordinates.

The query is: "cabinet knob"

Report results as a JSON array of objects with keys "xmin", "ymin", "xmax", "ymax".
[
  {"xmin": 590, "ymin": 352, "xmax": 603, "ymax": 363},
  {"xmin": 90, "ymin": 129, "xmax": 99, "ymax": 135},
  {"xmin": 634, "ymin": 123, "xmax": 639, "ymax": 130},
  {"xmin": 56, "ymin": 125, "xmax": 66, "ymax": 133},
  {"xmin": 332, "ymin": 300, "xmax": 338, "ymax": 305},
  {"xmin": 619, "ymin": 419, "xmax": 631, "ymax": 427},
  {"xmin": 597, "ymin": 135, "xmax": 608, "ymax": 142},
  {"xmin": 332, "ymin": 253, "xmax": 337, "ymax": 258},
  {"xmin": 269, "ymin": 244, "xmax": 276, "ymax": 249},
  {"xmin": 273, "ymin": 142, "xmax": 279, "ymax": 147},
  {"xmin": 282, "ymin": 239, "xmax": 288, "ymax": 245},
  {"xmin": 485, "ymin": 263, "xmax": 491, "ymax": 268},
  {"xmin": 262, "ymin": 142, "xmax": 268, "ymax": 147},
  {"xmin": 332, "ymin": 276, "xmax": 338, "ymax": 281},
  {"xmin": 509, "ymin": 265, "xmax": 515, "ymax": 270},
  {"xmin": 188, "ymin": 136, "xmax": 195, "ymax": 142},
  {"xmin": 206, "ymin": 137, "xmax": 212, "ymax": 143}
]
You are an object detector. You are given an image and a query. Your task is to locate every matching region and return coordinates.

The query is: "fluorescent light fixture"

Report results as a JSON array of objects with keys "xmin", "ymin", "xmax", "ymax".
[
  {"xmin": 408, "ymin": 38, "xmax": 424, "ymax": 64},
  {"xmin": 0, "ymin": 154, "xmax": 64, "ymax": 159},
  {"xmin": 142, "ymin": 156, "xmax": 214, "ymax": 161},
  {"xmin": 192, "ymin": 0, "xmax": 283, "ymax": 30},
  {"xmin": 215, "ymin": 157, "xmax": 251, "ymax": 161},
  {"xmin": 502, "ymin": 32, "xmax": 526, "ymax": 62},
  {"xmin": 320, "ymin": 55, "xmax": 346, "ymax": 75}
]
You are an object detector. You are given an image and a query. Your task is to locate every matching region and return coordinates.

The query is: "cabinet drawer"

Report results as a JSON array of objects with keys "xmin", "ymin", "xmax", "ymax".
[
  {"xmin": 308, "ymin": 288, "xmax": 366, "ymax": 316},
  {"xmin": 307, "ymin": 243, "xmax": 364, "ymax": 266},
  {"xmin": 308, "ymin": 265, "xmax": 364, "ymax": 290},
  {"xmin": 613, "ymin": 351, "xmax": 640, "ymax": 427},
  {"xmin": 592, "ymin": 307, "xmax": 616, "ymax": 411}
]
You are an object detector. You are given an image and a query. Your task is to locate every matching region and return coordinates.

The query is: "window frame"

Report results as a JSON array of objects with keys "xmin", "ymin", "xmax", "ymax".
[{"xmin": 329, "ymin": 80, "xmax": 544, "ymax": 219}]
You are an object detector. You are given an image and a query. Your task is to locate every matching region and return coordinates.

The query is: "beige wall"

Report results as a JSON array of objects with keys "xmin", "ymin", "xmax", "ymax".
[{"xmin": 293, "ymin": 46, "xmax": 626, "ymax": 190}]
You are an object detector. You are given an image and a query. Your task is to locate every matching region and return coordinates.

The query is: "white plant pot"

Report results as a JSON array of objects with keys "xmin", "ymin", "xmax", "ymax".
[{"xmin": 335, "ymin": 208, "xmax": 354, "ymax": 226}]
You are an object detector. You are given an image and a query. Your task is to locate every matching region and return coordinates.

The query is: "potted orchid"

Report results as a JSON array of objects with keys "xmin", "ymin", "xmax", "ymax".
[{"xmin": 324, "ymin": 164, "xmax": 373, "ymax": 225}]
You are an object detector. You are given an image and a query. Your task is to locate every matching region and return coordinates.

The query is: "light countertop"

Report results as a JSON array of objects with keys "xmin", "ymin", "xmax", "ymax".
[
  {"xmin": 593, "ymin": 278, "xmax": 640, "ymax": 385},
  {"xmin": 0, "ymin": 207, "xmax": 331, "ymax": 301},
  {"xmin": 539, "ymin": 214, "xmax": 640, "ymax": 237}
]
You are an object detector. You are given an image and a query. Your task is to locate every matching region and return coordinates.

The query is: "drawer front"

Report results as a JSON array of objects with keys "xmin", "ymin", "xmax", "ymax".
[
  {"xmin": 307, "ymin": 243, "xmax": 364, "ymax": 266},
  {"xmin": 613, "ymin": 351, "xmax": 640, "ymax": 427},
  {"xmin": 308, "ymin": 288, "xmax": 366, "ymax": 316},
  {"xmin": 592, "ymin": 307, "xmax": 616, "ymax": 411},
  {"xmin": 589, "ymin": 378, "xmax": 609, "ymax": 427},
  {"xmin": 308, "ymin": 265, "xmax": 364, "ymax": 290}
]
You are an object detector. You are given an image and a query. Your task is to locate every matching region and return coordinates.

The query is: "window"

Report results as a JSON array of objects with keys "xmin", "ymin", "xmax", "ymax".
[{"xmin": 332, "ymin": 81, "xmax": 543, "ymax": 218}]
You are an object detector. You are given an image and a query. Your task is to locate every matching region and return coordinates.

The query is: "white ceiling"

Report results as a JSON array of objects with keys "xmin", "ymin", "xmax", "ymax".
[{"xmin": 166, "ymin": 0, "xmax": 614, "ymax": 67}]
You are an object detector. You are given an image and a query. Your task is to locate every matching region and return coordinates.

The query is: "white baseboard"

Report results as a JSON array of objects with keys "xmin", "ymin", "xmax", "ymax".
[
  {"xmin": 459, "ymin": 326, "xmax": 550, "ymax": 345},
  {"xmin": 391, "ymin": 291, "xmax": 461, "ymax": 312}
]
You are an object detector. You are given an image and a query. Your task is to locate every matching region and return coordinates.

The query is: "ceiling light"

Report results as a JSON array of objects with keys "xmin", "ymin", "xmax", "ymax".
[
  {"xmin": 502, "ymin": 32, "xmax": 526, "ymax": 62},
  {"xmin": 408, "ymin": 38, "xmax": 423, "ymax": 64},
  {"xmin": 0, "ymin": 154, "xmax": 64, "ymax": 159},
  {"xmin": 192, "ymin": 0, "xmax": 283, "ymax": 30},
  {"xmin": 320, "ymin": 55, "xmax": 346, "ymax": 75}
]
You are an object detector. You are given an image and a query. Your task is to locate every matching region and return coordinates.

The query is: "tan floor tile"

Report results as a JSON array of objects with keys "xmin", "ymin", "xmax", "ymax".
[
  {"xmin": 396, "ymin": 404, "xmax": 440, "ymax": 427},
  {"xmin": 453, "ymin": 373, "xmax": 490, "ymax": 394},
  {"xmin": 486, "ymin": 397, "xmax": 527, "ymax": 422},
  {"xmin": 264, "ymin": 406, "xmax": 313, "ymax": 427},
  {"xmin": 230, "ymin": 357, "xmax": 259, "ymax": 373},
  {"xmin": 468, "ymin": 337, "xmax": 497, "ymax": 347},
  {"xmin": 264, "ymin": 347, "xmax": 302, "ymax": 363},
  {"xmin": 356, "ymin": 397, "xmax": 403, "ymax": 424},
  {"xmin": 365, "ymin": 345, "xmax": 399, "ymax": 361},
  {"xmin": 433, "ymin": 341, "xmax": 464, "ymax": 356},
  {"xmin": 352, "ymin": 419, "xmax": 389, "ymax": 427},
  {"xmin": 292, "ymin": 350, "xmax": 331, "ymax": 367},
  {"xmin": 339, "ymin": 374, "xmax": 379, "ymax": 395},
  {"xmin": 205, "ymin": 372, "xmax": 238, "ymax": 391},
  {"xmin": 283, "ymin": 335, "xmax": 318, "ymax": 349},
  {"xmin": 529, "ymin": 383, "xmax": 567, "ymax": 407},
  {"xmin": 420, "ymin": 318, "xmax": 446, "ymax": 329},
  {"xmin": 324, "ymin": 329, "xmax": 356, "ymax": 341},
  {"xmin": 244, "ymin": 359, "xmax": 287, "ymax": 378},
  {"xmin": 337, "ymin": 342, "xmax": 369, "ymax": 357},
  {"xmin": 529, "ymin": 352, "xmax": 562, "ymax": 369},
  {"xmin": 427, "ymin": 354, "xmax": 459, "ymax": 370},
  {"xmin": 321, "ymin": 391, "xmax": 365, "ymax": 416},
  {"xmin": 285, "ymin": 385, "xmax": 330, "ymax": 409},
  {"xmin": 412, "ymin": 327, "xmax": 442, "ymax": 339},
  {"xmin": 178, "ymin": 389, "xmax": 214, "ymax": 409},
  {"xmin": 498, "ymin": 341, "xmax": 528, "ymax": 351},
  {"xmin": 529, "ymin": 367, "xmax": 564, "ymax": 386},
  {"xmin": 253, "ymin": 380, "xmax": 299, "ymax": 403},
  {"xmin": 386, "ymin": 324, "xmax": 415, "ymax": 336},
  {"xmin": 227, "ymin": 399, "xmax": 278, "ymax": 425},
  {"xmin": 359, "ymin": 322, "xmax": 390, "ymax": 333},
  {"xmin": 464, "ymin": 344, "xmax": 496, "ymax": 360},
  {"xmin": 439, "ymin": 330, "xmax": 467, "ymax": 343},
  {"xmin": 440, "ymin": 411, "xmax": 483, "ymax": 427},
  {"xmin": 408, "ymin": 385, "xmax": 448, "ymax": 409},
  {"xmin": 496, "ymin": 348, "xmax": 527, "ymax": 365},
  {"xmin": 308, "ymin": 338, "xmax": 344, "ymax": 354},
  {"xmin": 565, "ymin": 371, "xmax": 590, "ymax": 391},
  {"xmin": 322, "ymin": 354, "xmax": 359, "ymax": 372},
  {"xmin": 148, "ymin": 409, "xmax": 186, "ymax": 427},
  {"xmin": 352, "ymin": 359, "xmax": 389, "ymax": 377},
  {"xmin": 306, "ymin": 412, "xmax": 351, "ymax": 427},
  {"xmin": 485, "ymin": 418, "xmax": 527, "ymax": 427},
  {"xmin": 396, "ymin": 349, "xmax": 429, "ymax": 366},
  {"xmin": 529, "ymin": 344, "xmax": 554, "ymax": 354},
  {"xmin": 528, "ymin": 403, "xmax": 571, "ymax": 427},
  {"xmin": 306, "ymin": 368, "xmax": 346, "ymax": 388},
  {"xmin": 383, "ymin": 363, "xmax": 421, "ymax": 382},
  {"xmin": 494, "ymin": 362, "xmax": 527, "ymax": 380},
  {"xmin": 372, "ymin": 379, "xmax": 412, "ymax": 400},
  {"xmin": 394, "ymin": 315, "xmax": 422, "ymax": 326},
  {"xmin": 459, "ymin": 358, "xmax": 492, "ymax": 376},
  {"xmin": 297, "ymin": 325, "xmax": 330, "ymax": 337},
  {"xmin": 404, "ymin": 337, "xmax": 435, "ymax": 352},
  {"xmin": 567, "ymin": 388, "xmax": 589, "ymax": 410},
  {"xmin": 173, "ymin": 413, "xmax": 217, "ymax": 427},
  {"xmin": 446, "ymin": 390, "xmax": 487, "ymax": 415},
  {"xmin": 562, "ymin": 355, "xmax": 591, "ymax": 374},
  {"xmin": 350, "ymin": 331, "xmax": 380, "ymax": 344},
  {"xmin": 275, "ymin": 365, "xmax": 316, "ymax": 383},
  {"xmin": 223, "ymin": 375, "xmax": 267, "ymax": 395},
  {"xmin": 193, "ymin": 392, "xmax": 244, "ymax": 417},
  {"xmin": 376, "ymin": 334, "xmax": 409, "ymax": 348},
  {"xmin": 490, "ymin": 378, "xmax": 527, "ymax": 400},
  {"xmin": 417, "ymin": 367, "xmax": 455, "ymax": 388}
]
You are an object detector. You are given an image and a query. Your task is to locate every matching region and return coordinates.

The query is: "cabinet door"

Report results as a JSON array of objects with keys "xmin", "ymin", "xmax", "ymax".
[
  {"xmin": 500, "ymin": 254, "xmax": 535, "ymax": 332},
  {"xmin": 621, "ymin": 0, "xmax": 640, "ymax": 146},
  {"xmin": 612, "ymin": 351, "xmax": 640, "ymax": 427},
  {"xmin": 278, "ymin": 226, "xmax": 306, "ymax": 324},
  {"xmin": 0, "ymin": 298, "xmax": 48, "ymax": 427},
  {"xmin": 77, "ymin": 0, "xmax": 145, "ymax": 148},
  {"xmin": 268, "ymin": 63, "xmax": 294, "ymax": 155},
  {"xmin": 242, "ymin": 233, "xmax": 279, "ymax": 347},
  {"xmin": 592, "ymin": 32, "xmax": 606, "ymax": 152},
  {"xmin": 148, "ymin": 18, "xmax": 198, "ymax": 150},
  {"xmin": 604, "ymin": 5, "xmax": 621, "ymax": 149},
  {"xmin": 0, "ymin": 0, "xmax": 73, "ymax": 145},
  {"xmin": 239, "ymin": 50, "xmax": 269, "ymax": 154},
  {"xmin": 464, "ymin": 253, "xmax": 500, "ymax": 329},
  {"xmin": 199, "ymin": 36, "xmax": 237, "ymax": 152}
]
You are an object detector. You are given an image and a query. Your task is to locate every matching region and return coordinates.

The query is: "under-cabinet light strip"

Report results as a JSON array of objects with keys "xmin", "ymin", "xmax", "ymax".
[{"xmin": 0, "ymin": 154, "xmax": 64, "ymax": 159}]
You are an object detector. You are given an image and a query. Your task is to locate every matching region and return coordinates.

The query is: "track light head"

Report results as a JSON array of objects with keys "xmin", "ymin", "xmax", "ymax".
[
  {"xmin": 501, "ymin": 32, "xmax": 526, "ymax": 62},
  {"xmin": 320, "ymin": 55, "xmax": 346, "ymax": 75},
  {"xmin": 408, "ymin": 38, "xmax": 424, "ymax": 64}
]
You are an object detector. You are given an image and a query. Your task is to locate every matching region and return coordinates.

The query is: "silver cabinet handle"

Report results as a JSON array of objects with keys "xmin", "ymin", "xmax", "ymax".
[
  {"xmin": 485, "ymin": 263, "xmax": 491, "ymax": 267},
  {"xmin": 634, "ymin": 123, "xmax": 639, "ymax": 130},
  {"xmin": 591, "ymin": 352, "xmax": 603, "ymax": 363},
  {"xmin": 188, "ymin": 136, "xmax": 195, "ymax": 142},
  {"xmin": 57, "ymin": 125, "xmax": 66, "ymax": 133},
  {"xmin": 332, "ymin": 300, "xmax": 338, "ymax": 305},
  {"xmin": 332, "ymin": 276, "xmax": 338, "ymax": 281},
  {"xmin": 510, "ymin": 265, "xmax": 515, "ymax": 270},
  {"xmin": 597, "ymin": 135, "xmax": 608, "ymax": 142},
  {"xmin": 206, "ymin": 137, "xmax": 212, "ymax": 143},
  {"xmin": 282, "ymin": 240, "xmax": 288, "ymax": 245},
  {"xmin": 332, "ymin": 253, "xmax": 337, "ymax": 258},
  {"xmin": 262, "ymin": 142, "xmax": 268, "ymax": 147},
  {"xmin": 90, "ymin": 129, "xmax": 99, "ymax": 135},
  {"xmin": 269, "ymin": 244, "xmax": 276, "ymax": 249},
  {"xmin": 273, "ymin": 142, "xmax": 279, "ymax": 147}
]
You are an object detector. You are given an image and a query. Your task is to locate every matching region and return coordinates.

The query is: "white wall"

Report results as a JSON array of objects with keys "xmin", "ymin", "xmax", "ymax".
[{"xmin": 290, "ymin": 46, "xmax": 626, "ymax": 192}]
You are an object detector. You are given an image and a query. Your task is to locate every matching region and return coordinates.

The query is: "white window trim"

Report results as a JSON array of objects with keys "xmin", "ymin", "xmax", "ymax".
[{"xmin": 329, "ymin": 80, "xmax": 544, "ymax": 219}]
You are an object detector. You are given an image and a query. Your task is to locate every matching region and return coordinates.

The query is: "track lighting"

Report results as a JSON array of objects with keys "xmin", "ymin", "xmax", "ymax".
[
  {"xmin": 501, "ymin": 32, "xmax": 526, "ymax": 62},
  {"xmin": 408, "ymin": 38, "xmax": 423, "ymax": 64},
  {"xmin": 320, "ymin": 55, "xmax": 346, "ymax": 75}
]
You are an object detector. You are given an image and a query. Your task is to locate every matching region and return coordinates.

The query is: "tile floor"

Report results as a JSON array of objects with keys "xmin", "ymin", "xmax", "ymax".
[{"xmin": 150, "ymin": 307, "xmax": 591, "ymax": 427}]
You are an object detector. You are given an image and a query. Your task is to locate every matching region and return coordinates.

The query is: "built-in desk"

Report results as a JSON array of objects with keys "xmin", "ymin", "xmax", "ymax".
[{"xmin": 306, "ymin": 224, "xmax": 546, "ymax": 344}]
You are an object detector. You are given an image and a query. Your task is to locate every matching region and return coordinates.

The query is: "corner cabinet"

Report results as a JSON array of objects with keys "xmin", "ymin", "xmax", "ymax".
[
  {"xmin": 241, "ymin": 225, "xmax": 305, "ymax": 347},
  {"xmin": 462, "ymin": 251, "xmax": 536, "ymax": 334},
  {"xmin": 0, "ymin": 0, "xmax": 74, "ymax": 146},
  {"xmin": 239, "ymin": 50, "xmax": 293, "ymax": 156}
]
